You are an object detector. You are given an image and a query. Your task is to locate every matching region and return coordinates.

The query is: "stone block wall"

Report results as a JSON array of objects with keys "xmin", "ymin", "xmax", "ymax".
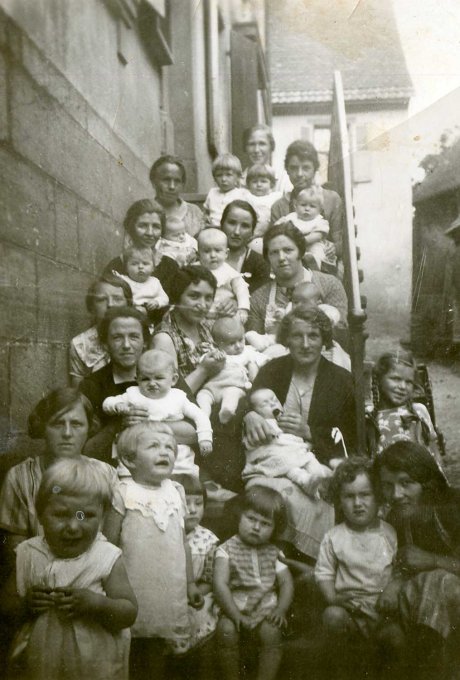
[{"xmin": 0, "ymin": 6, "xmax": 161, "ymax": 449}]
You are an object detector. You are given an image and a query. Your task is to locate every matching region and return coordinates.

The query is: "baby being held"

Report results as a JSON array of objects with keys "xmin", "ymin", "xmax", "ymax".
[
  {"xmin": 246, "ymin": 164, "xmax": 282, "ymax": 252},
  {"xmin": 242, "ymin": 388, "xmax": 331, "ymax": 498},
  {"xmin": 276, "ymin": 186, "xmax": 335, "ymax": 270},
  {"xmin": 197, "ymin": 228, "xmax": 250, "ymax": 325},
  {"xmin": 196, "ymin": 316, "xmax": 263, "ymax": 424},
  {"xmin": 103, "ymin": 349, "xmax": 213, "ymax": 465},
  {"xmin": 117, "ymin": 245, "xmax": 169, "ymax": 314},
  {"xmin": 156, "ymin": 216, "xmax": 198, "ymax": 268}
]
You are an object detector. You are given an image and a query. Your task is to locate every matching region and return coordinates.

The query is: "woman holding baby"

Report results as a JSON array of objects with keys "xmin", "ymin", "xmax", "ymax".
[{"xmin": 243, "ymin": 305, "xmax": 356, "ymax": 559}]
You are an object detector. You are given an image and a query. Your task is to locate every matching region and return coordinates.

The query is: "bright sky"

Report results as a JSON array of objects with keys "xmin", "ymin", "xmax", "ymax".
[
  {"xmin": 393, "ymin": 0, "xmax": 460, "ymax": 116},
  {"xmin": 391, "ymin": 0, "xmax": 460, "ymax": 171}
]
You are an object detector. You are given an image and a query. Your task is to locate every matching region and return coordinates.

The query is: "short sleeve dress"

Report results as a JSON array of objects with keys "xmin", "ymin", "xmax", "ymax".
[
  {"xmin": 214, "ymin": 534, "xmax": 287, "ymax": 629},
  {"xmin": 10, "ymin": 534, "xmax": 129, "ymax": 680}
]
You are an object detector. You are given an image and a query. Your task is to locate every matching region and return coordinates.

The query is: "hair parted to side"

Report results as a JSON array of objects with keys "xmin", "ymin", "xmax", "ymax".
[
  {"xmin": 284, "ymin": 140, "xmax": 319, "ymax": 172},
  {"xmin": 36, "ymin": 457, "xmax": 113, "ymax": 518},
  {"xmin": 149, "ymin": 155, "xmax": 187, "ymax": 185},
  {"xmin": 220, "ymin": 200, "xmax": 258, "ymax": 231},
  {"xmin": 28, "ymin": 387, "xmax": 95, "ymax": 440},
  {"xmin": 123, "ymin": 199, "xmax": 165, "ymax": 238},
  {"xmin": 373, "ymin": 350, "xmax": 417, "ymax": 382},
  {"xmin": 276, "ymin": 305, "xmax": 333, "ymax": 349},
  {"xmin": 243, "ymin": 123, "xmax": 275, "ymax": 152},
  {"xmin": 97, "ymin": 306, "xmax": 150, "ymax": 345},
  {"xmin": 374, "ymin": 441, "xmax": 448, "ymax": 504},
  {"xmin": 246, "ymin": 163, "xmax": 276, "ymax": 186},
  {"xmin": 85, "ymin": 274, "xmax": 133, "ymax": 313},
  {"xmin": 239, "ymin": 485, "xmax": 287, "ymax": 538},
  {"xmin": 328, "ymin": 457, "xmax": 378, "ymax": 507},
  {"xmin": 172, "ymin": 474, "xmax": 207, "ymax": 503},
  {"xmin": 122, "ymin": 245, "xmax": 155, "ymax": 264},
  {"xmin": 168, "ymin": 264, "xmax": 217, "ymax": 305},
  {"xmin": 117, "ymin": 421, "xmax": 178, "ymax": 465},
  {"xmin": 212, "ymin": 153, "xmax": 242, "ymax": 177},
  {"xmin": 262, "ymin": 222, "xmax": 307, "ymax": 260}
]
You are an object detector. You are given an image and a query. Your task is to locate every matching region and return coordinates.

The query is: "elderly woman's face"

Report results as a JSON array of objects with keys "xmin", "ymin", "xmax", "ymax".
[
  {"xmin": 379, "ymin": 466, "xmax": 423, "ymax": 518},
  {"xmin": 45, "ymin": 402, "xmax": 89, "ymax": 459},
  {"xmin": 177, "ymin": 280, "xmax": 215, "ymax": 324},
  {"xmin": 266, "ymin": 235, "xmax": 302, "ymax": 279},
  {"xmin": 133, "ymin": 212, "xmax": 162, "ymax": 248},
  {"xmin": 246, "ymin": 130, "xmax": 271, "ymax": 165},
  {"xmin": 285, "ymin": 319, "xmax": 323, "ymax": 367}
]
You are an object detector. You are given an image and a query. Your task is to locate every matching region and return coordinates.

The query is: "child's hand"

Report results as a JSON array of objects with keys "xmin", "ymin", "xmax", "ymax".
[
  {"xmin": 187, "ymin": 582, "xmax": 204, "ymax": 609},
  {"xmin": 200, "ymin": 351, "xmax": 225, "ymax": 377},
  {"xmin": 145, "ymin": 300, "xmax": 160, "ymax": 312},
  {"xmin": 199, "ymin": 440, "xmax": 213, "ymax": 457},
  {"xmin": 233, "ymin": 613, "xmax": 253, "ymax": 631},
  {"xmin": 115, "ymin": 403, "xmax": 131, "ymax": 415},
  {"xmin": 26, "ymin": 586, "xmax": 55, "ymax": 615},
  {"xmin": 53, "ymin": 587, "xmax": 100, "ymax": 618},
  {"xmin": 266, "ymin": 608, "xmax": 288, "ymax": 629},
  {"xmin": 238, "ymin": 309, "xmax": 248, "ymax": 325}
]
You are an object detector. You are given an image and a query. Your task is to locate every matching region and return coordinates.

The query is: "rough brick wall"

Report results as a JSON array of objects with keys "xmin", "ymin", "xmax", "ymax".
[{"xmin": 0, "ymin": 7, "xmax": 160, "ymax": 453}]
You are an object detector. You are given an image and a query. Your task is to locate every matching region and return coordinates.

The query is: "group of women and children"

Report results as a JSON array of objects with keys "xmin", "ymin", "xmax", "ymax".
[{"xmin": 0, "ymin": 125, "xmax": 459, "ymax": 680}]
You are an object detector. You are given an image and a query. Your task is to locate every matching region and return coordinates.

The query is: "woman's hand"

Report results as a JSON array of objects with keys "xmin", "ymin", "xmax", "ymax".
[
  {"xmin": 396, "ymin": 545, "xmax": 437, "ymax": 573},
  {"xmin": 215, "ymin": 298, "xmax": 238, "ymax": 318},
  {"xmin": 243, "ymin": 412, "xmax": 275, "ymax": 447},
  {"xmin": 277, "ymin": 412, "xmax": 311, "ymax": 440},
  {"xmin": 121, "ymin": 404, "xmax": 149, "ymax": 428},
  {"xmin": 377, "ymin": 580, "xmax": 402, "ymax": 614}
]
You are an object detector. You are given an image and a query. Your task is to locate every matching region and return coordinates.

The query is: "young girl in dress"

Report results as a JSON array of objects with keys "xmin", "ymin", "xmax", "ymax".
[
  {"xmin": 367, "ymin": 351, "xmax": 441, "ymax": 463},
  {"xmin": 170, "ymin": 475, "xmax": 219, "ymax": 677},
  {"xmin": 113, "ymin": 422, "xmax": 203, "ymax": 680},
  {"xmin": 214, "ymin": 485, "xmax": 294, "ymax": 680},
  {"xmin": 8, "ymin": 457, "xmax": 137, "ymax": 680}
]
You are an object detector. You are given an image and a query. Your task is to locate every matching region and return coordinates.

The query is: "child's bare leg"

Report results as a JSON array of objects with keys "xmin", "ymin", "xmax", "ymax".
[
  {"xmin": 216, "ymin": 616, "xmax": 240, "ymax": 680},
  {"xmin": 219, "ymin": 387, "xmax": 245, "ymax": 424},
  {"xmin": 257, "ymin": 620, "xmax": 283, "ymax": 680},
  {"xmin": 322, "ymin": 605, "xmax": 354, "ymax": 636},
  {"xmin": 320, "ymin": 606, "xmax": 356, "ymax": 678},
  {"xmin": 196, "ymin": 389, "xmax": 214, "ymax": 418}
]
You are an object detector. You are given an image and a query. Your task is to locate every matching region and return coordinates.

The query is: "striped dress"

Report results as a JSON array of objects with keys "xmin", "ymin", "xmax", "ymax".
[{"xmin": 215, "ymin": 534, "xmax": 285, "ymax": 628}]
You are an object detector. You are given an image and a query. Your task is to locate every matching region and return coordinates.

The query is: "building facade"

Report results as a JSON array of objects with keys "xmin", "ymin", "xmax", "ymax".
[
  {"xmin": 0, "ymin": 0, "xmax": 269, "ymax": 447},
  {"xmin": 267, "ymin": 0, "xmax": 413, "ymax": 338}
]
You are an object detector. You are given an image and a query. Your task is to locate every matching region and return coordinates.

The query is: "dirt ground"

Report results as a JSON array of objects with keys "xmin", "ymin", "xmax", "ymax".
[{"xmin": 366, "ymin": 336, "xmax": 460, "ymax": 487}]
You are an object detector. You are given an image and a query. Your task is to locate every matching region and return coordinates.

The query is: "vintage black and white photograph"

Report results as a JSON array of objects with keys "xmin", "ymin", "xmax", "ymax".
[{"xmin": 0, "ymin": 1, "xmax": 460, "ymax": 678}]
